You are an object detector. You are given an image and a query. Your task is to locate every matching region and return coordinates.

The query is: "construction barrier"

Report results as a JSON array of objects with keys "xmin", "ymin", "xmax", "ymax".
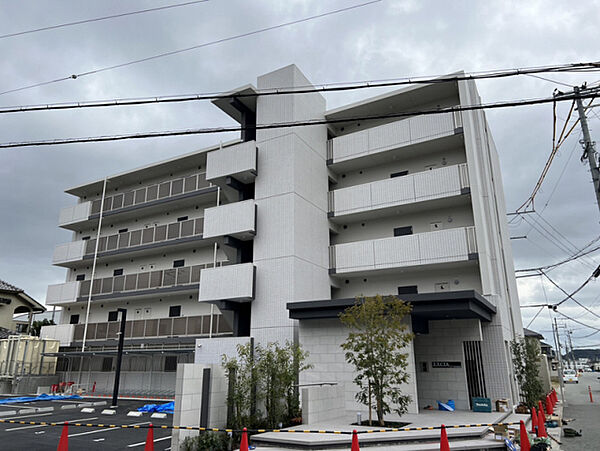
[{"xmin": 0, "ymin": 418, "xmax": 527, "ymax": 433}]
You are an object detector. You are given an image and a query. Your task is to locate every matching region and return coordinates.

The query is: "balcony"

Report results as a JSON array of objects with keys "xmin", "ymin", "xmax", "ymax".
[
  {"xmin": 72, "ymin": 314, "xmax": 232, "ymax": 344},
  {"xmin": 206, "ymin": 141, "xmax": 257, "ymax": 184},
  {"xmin": 53, "ymin": 218, "xmax": 205, "ymax": 267},
  {"xmin": 329, "ymin": 226, "xmax": 477, "ymax": 275},
  {"xmin": 58, "ymin": 172, "xmax": 215, "ymax": 230},
  {"xmin": 328, "ymin": 163, "xmax": 469, "ymax": 219},
  {"xmin": 327, "ymin": 111, "xmax": 463, "ymax": 167},
  {"xmin": 199, "ymin": 263, "xmax": 255, "ymax": 303},
  {"xmin": 40, "ymin": 324, "xmax": 75, "ymax": 346},
  {"xmin": 203, "ymin": 200, "xmax": 256, "ymax": 241},
  {"xmin": 46, "ymin": 263, "xmax": 216, "ymax": 306}
]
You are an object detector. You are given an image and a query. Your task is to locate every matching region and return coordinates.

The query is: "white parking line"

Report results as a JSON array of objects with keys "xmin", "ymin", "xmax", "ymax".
[
  {"xmin": 1, "ymin": 412, "xmax": 54, "ymax": 420},
  {"xmin": 68, "ymin": 421, "xmax": 150, "ymax": 437},
  {"xmin": 5, "ymin": 417, "xmax": 98, "ymax": 432},
  {"xmin": 127, "ymin": 436, "xmax": 171, "ymax": 448}
]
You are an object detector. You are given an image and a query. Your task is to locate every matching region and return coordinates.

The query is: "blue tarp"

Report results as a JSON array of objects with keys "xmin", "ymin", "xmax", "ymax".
[
  {"xmin": 0, "ymin": 393, "xmax": 82, "ymax": 405},
  {"xmin": 437, "ymin": 399, "xmax": 455, "ymax": 411},
  {"xmin": 137, "ymin": 401, "xmax": 174, "ymax": 414}
]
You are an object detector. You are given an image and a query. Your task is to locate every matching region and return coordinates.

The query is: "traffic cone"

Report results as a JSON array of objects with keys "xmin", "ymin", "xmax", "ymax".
[
  {"xmin": 519, "ymin": 420, "xmax": 530, "ymax": 451},
  {"xmin": 545, "ymin": 395, "xmax": 553, "ymax": 415},
  {"xmin": 144, "ymin": 424, "xmax": 154, "ymax": 451},
  {"xmin": 537, "ymin": 401, "xmax": 545, "ymax": 422},
  {"xmin": 537, "ymin": 408, "xmax": 547, "ymax": 437},
  {"xmin": 530, "ymin": 406, "xmax": 538, "ymax": 434},
  {"xmin": 239, "ymin": 427, "xmax": 249, "ymax": 451},
  {"xmin": 351, "ymin": 429, "xmax": 360, "ymax": 451},
  {"xmin": 57, "ymin": 422, "xmax": 68, "ymax": 451},
  {"xmin": 440, "ymin": 424, "xmax": 450, "ymax": 451}
]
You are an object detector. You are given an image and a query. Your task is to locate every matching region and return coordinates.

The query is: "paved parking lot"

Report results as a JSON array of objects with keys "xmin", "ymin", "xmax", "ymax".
[{"xmin": 0, "ymin": 397, "xmax": 173, "ymax": 450}]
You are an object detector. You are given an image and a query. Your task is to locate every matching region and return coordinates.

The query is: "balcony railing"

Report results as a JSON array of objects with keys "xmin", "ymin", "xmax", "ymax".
[
  {"xmin": 199, "ymin": 263, "xmax": 255, "ymax": 303},
  {"xmin": 84, "ymin": 218, "xmax": 203, "ymax": 255},
  {"xmin": 203, "ymin": 200, "xmax": 256, "ymax": 240},
  {"xmin": 72, "ymin": 314, "xmax": 232, "ymax": 342},
  {"xmin": 206, "ymin": 141, "xmax": 257, "ymax": 184},
  {"xmin": 330, "ymin": 226, "xmax": 477, "ymax": 274},
  {"xmin": 328, "ymin": 163, "xmax": 469, "ymax": 216},
  {"xmin": 327, "ymin": 111, "xmax": 462, "ymax": 164},
  {"xmin": 79, "ymin": 263, "xmax": 216, "ymax": 298},
  {"xmin": 89, "ymin": 172, "xmax": 211, "ymax": 216}
]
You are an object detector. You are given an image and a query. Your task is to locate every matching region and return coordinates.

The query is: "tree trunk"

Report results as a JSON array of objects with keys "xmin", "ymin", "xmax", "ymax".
[{"xmin": 368, "ymin": 380, "xmax": 372, "ymax": 426}]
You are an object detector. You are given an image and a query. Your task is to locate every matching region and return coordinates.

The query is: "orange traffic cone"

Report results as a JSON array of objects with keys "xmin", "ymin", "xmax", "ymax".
[
  {"xmin": 57, "ymin": 422, "xmax": 68, "ymax": 451},
  {"xmin": 144, "ymin": 424, "xmax": 154, "ymax": 451},
  {"xmin": 545, "ymin": 395, "xmax": 553, "ymax": 415},
  {"xmin": 440, "ymin": 424, "xmax": 450, "ymax": 451},
  {"xmin": 239, "ymin": 427, "xmax": 249, "ymax": 451},
  {"xmin": 537, "ymin": 408, "xmax": 547, "ymax": 437},
  {"xmin": 519, "ymin": 420, "xmax": 530, "ymax": 451},
  {"xmin": 530, "ymin": 406, "xmax": 538, "ymax": 434},
  {"xmin": 351, "ymin": 429, "xmax": 360, "ymax": 451},
  {"xmin": 537, "ymin": 401, "xmax": 545, "ymax": 422}
]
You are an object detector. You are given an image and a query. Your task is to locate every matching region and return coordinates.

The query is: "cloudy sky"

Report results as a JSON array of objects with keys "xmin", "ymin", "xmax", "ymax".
[{"xmin": 1, "ymin": 0, "xmax": 599, "ymax": 348}]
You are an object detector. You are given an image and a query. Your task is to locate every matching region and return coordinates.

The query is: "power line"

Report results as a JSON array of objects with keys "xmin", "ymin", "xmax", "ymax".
[
  {"xmin": 2, "ymin": 87, "xmax": 599, "ymax": 149},
  {"xmin": 515, "ymin": 241, "xmax": 600, "ymax": 273},
  {"xmin": 1, "ymin": 62, "xmax": 599, "ymax": 113},
  {"xmin": 0, "ymin": 0, "xmax": 382, "ymax": 97},
  {"xmin": 0, "ymin": 1, "xmax": 210, "ymax": 40},
  {"xmin": 556, "ymin": 310, "xmax": 600, "ymax": 333},
  {"xmin": 541, "ymin": 269, "xmax": 600, "ymax": 315}
]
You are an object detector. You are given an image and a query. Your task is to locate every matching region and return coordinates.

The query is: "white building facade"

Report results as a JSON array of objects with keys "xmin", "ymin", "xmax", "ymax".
[{"xmin": 43, "ymin": 65, "xmax": 523, "ymax": 413}]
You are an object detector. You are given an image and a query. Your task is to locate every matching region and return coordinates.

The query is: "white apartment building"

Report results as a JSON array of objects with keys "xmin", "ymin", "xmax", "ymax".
[{"xmin": 43, "ymin": 64, "xmax": 523, "ymax": 414}]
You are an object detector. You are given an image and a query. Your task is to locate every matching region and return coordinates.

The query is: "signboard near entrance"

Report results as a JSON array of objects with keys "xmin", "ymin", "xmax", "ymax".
[{"xmin": 431, "ymin": 361, "xmax": 462, "ymax": 369}]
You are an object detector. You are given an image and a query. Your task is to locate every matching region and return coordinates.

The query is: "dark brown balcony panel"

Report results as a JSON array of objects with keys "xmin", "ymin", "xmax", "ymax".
[
  {"xmin": 137, "ymin": 272, "xmax": 150, "ymax": 290},
  {"xmin": 118, "ymin": 232, "xmax": 129, "ymax": 249},
  {"xmin": 107, "ymin": 235, "xmax": 118, "ymax": 251},
  {"xmin": 107, "ymin": 321, "xmax": 119, "ymax": 339},
  {"xmin": 87, "ymin": 323, "xmax": 97, "ymax": 340},
  {"xmin": 146, "ymin": 185, "xmax": 158, "ymax": 201},
  {"xmin": 181, "ymin": 219, "xmax": 194, "ymax": 237},
  {"xmin": 163, "ymin": 269, "xmax": 176, "ymax": 286},
  {"xmin": 184, "ymin": 176, "xmax": 196, "ymax": 192},
  {"xmin": 134, "ymin": 188, "xmax": 145, "ymax": 205},
  {"xmin": 132, "ymin": 320, "xmax": 144, "ymax": 337},
  {"xmin": 96, "ymin": 322, "xmax": 108, "ymax": 340},
  {"xmin": 101, "ymin": 277, "xmax": 113, "ymax": 294},
  {"xmin": 159, "ymin": 182, "xmax": 170, "ymax": 198},
  {"xmin": 80, "ymin": 280, "xmax": 91, "ymax": 297},
  {"xmin": 158, "ymin": 318, "xmax": 173, "ymax": 336},
  {"xmin": 145, "ymin": 319, "xmax": 158, "ymax": 337},
  {"xmin": 176, "ymin": 267, "xmax": 191, "ymax": 285},
  {"xmin": 125, "ymin": 275, "xmax": 137, "ymax": 291},
  {"xmin": 167, "ymin": 223, "xmax": 179, "ymax": 240},
  {"xmin": 113, "ymin": 275, "xmax": 125, "ymax": 292},
  {"xmin": 150, "ymin": 270, "xmax": 162, "ymax": 288},
  {"xmin": 130, "ymin": 230, "xmax": 142, "ymax": 246},
  {"xmin": 155, "ymin": 225, "xmax": 167, "ymax": 241},
  {"xmin": 188, "ymin": 316, "xmax": 202, "ymax": 334},
  {"xmin": 191, "ymin": 266, "xmax": 201, "ymax": 283},
  {"xmin": 92, "ymin": 279, "xmax": 102, "ymax": 295},
  {"xmin": 171, "ymin": 178, "xmax": 184, "ymax": 195},
  {"xmin": 142, "ymin": 228, "xmax": 154, "ymax": 244},
  {"xmin": 113, "ymin": 193, "xmax": 124, "ymax": 209},
  {"xmin": 173, "ymin": 317, "xmax": 187, "ymax": 335}
]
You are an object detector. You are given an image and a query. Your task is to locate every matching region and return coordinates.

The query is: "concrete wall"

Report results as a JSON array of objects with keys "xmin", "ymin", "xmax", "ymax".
[
  {"xmin": 298, "ymin": 318, "xmax": 418, "ymax": 418},
  {"xmin": 301, "ymin": 384, "xmax": 345, "ymax": 425},
  {"xmin": 413, "ymin": 319, "xmax": 481, "ymax": 410},
  {"xmin": 252, "ymin": 65, "xmax": 331, "ymax": 345},
  {"xmin": 171, "ymin": 363, "xmax": 228, "ymax": 451}
]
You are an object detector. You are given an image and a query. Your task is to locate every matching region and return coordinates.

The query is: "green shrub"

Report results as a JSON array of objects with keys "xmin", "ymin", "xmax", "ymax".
[{"xmin": 182, "ymin": 431, "xmax": 230, "ymax": 451}]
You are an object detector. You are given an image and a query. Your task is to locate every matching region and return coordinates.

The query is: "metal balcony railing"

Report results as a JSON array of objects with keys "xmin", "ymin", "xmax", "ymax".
[
  {"xmin": 72, "ymin": 313, "xmax": 232, "ymax": 342},
  {"xmin": 79, "ymin": 263, "xmax": 220, "ymax": 298},
  {"xmin": 84, "ymin": 218, "xmax": 203, "ymax": 255},
  {"xmin": 90, "ymin": 172, "xmax": 211, "ymax": 215}
]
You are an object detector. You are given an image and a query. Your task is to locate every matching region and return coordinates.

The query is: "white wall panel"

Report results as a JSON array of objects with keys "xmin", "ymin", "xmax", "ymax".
[
  {"xmin": 46, "ymin": 281, "xmax": 80, "ymax": 305},
  {"xmin": 371, "ymin": 174, "xmax": 415, "ymax": 208},
  {"xmin": 40, "ymin": 324, "xmax": 74, "ymax": 346},
  {"xmin": 409, "ymin": 112, "xmax": 454, "ymax": 143},
  {"xmin": 419, "ymin": 227, "xmax": 468, "ymax": 264},
  {"xmin": 203, "ymin": 200, "xmax": 255, "ymax": 239},
  {"xmin": 58, "ymin": 201, "xmax": 91, "ymax": 226},
  {"xmin": 205, "ymin": 141, "xmax": 256, "ymax": 181},
  {"xmin": 198, "ymin": 263, "xmax": 254, "ymax": 302},
  {"xmin": 334, "ymin": 240, "xmax": 375, "ymax": 272},
  {"xmin": 414, "ymin": 164, "xmax": 461, "ymax": 202},
  {"xmin": 52, "ymin": 240, "xmax": 86, "ymax": 264},
  {"xmin": 334, "ymin": 183, "xmax": 371, "ymax": 215},
  {"xmin": 373, "ymin": 234, "xmax": 420, "ymax": 269},
  {"xmin": 368, "ymin": 118, "xmax": 411, "ymax": 151}
]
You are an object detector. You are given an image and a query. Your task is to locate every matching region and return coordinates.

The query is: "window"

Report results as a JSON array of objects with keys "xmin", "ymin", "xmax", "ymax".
[
  {"xmin": 164, "ymin": 356, "xmax": 178, "ymax": 372},
  {"xmin": 69, "ymin": 314, "xmax": 79, "ymax": 324},
  {"xmin": 169, "ymin": 306, "xmax": 181, "ymax": 317},
  {"xmin": 393, "ymin": 226, "xmax": 413, "ymax": 237},
  {"xmin": 398, "ymin": 285, "xmax": 418, "ymax": 295},
  {"xmin": 113, "ymin": 268, "xmax": 123, "ymax": 276},
  {"xmin": 173, "ymin": 259, "xmax": 185, "ymax": 268},
  {"xmin": 101, "ymin": 357, "xmax": 113, "ymax": 372},
  {"xmin": 108, "ymin": 311, "xmax": 119, "ymax": 322},
  {"xmin": 118, "ymin": 228, "xmax": 128, "ymax": 233},
  {"xmin": 390, "ymin": 170, "xmax": 409, "ymax": 178},
  {"xmin": 76, "ymin": 274, "xmax": 85, "ymax": 281},
  {"xmin": 177, "ymin": 216, "xmax": 189, "ymax": 222},
  {"xmin": 81, "ymin": 236, "xmax": 91, "ymax": 241}
]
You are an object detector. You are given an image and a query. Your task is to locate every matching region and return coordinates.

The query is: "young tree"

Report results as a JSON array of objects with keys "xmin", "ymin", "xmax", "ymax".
[
  {"xmin": 340, "ymin": 295, "xmax": 414, "ymax": 426},
  {"xmin": 30, "ymin": 318, "xmax": 55, "ymax": 336},
  {"xmin": 511, "ymin": 337, "xmax": 545, "ymax": 408}
]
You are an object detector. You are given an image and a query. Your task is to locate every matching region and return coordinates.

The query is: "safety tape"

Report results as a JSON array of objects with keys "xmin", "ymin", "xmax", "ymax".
[{"xmin": 0, "ymin": 418, "xmax": 521, "ymax": 434}]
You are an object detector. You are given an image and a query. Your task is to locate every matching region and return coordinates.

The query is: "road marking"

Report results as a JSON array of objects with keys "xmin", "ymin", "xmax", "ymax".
[
  {"xmin": 68, "ymin": 421, "xmax": 150, "ymax": 437},
  {"xmin": 93, "ymin": 438, "xmax": 105, "ymax": 442},
  {"xmin": 1, "ymin": 412, "xmax": 54, "ymax": 420},
  {"xmin": 35, "ymin": 431, "xmax": 45, "ymax": 435},
  {"xmin": 127, "ymin": 436, "xmax": 171, "ymax": 448},
  {"xmin": 5, "ymin": 417, "xmax": 98, "ymax": 432}
]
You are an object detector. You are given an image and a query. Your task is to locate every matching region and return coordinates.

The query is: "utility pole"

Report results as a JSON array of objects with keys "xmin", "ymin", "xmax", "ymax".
[
  {"xmin": 574, "ymin": 86, "xmax": 600, "ymax": 214},
  {"xmin": 567, "ymin": 327, "xmax": 577, "ymax": 371},
  {"xmin": 111, "ymin": 308, "xmax": 127, "ymax": 408},
  {"xmin": 553, "ymin": 318, "xmax": 566, "ymax": 406}
]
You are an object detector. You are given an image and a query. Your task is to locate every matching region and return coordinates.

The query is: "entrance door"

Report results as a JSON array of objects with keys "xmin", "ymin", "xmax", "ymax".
[{"xmin": 463, "ymin": 341, "xmax": 487, "ymax": 408}]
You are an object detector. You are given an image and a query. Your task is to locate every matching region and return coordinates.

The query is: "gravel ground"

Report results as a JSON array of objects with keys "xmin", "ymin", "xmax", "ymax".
[{"xmin": 560, "ymin": 372, "xmax": 600, "ymax": 451}]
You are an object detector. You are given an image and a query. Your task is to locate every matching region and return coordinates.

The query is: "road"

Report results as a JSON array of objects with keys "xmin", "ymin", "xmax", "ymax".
[
  {"xmin": 560, "ymin": 372, "xmax": 600, "ymax": 450},
  {"xmin": 0, "ymin": 398, "xmax": 173, "ymax": 450}
]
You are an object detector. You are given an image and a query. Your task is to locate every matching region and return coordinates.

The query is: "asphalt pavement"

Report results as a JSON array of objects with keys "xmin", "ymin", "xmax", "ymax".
[
  {"xmin": 0, "ymin": 398, "xmax": 173, "ymax": 450},
  {"xmin": 560, "ymin": 372, "xmax": 600, "ymax": 450}
]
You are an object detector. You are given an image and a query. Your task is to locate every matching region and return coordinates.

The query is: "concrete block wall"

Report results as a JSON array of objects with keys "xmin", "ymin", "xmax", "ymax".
[
  {"xmin": 298, "ymin": 318, "xmax": 418, "ymax": 418},
  {"xmin": 301, "ymin": 384, "xmax": 344, "ymax": 425},
  {"xmin": 413, "ymin": 319, "xmax": 481, "ymax": 410}
]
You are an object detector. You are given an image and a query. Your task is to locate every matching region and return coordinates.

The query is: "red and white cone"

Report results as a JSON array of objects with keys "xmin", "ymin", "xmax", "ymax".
[
  {"xmin": 519, "ymin": 420, "xmax": 530, "ymax": 451},
  {"xmin": 239, "ymin": 427, "xmax": 249, "ymax": 451},
  {"xmin": 440, "ymin": 424, "xmax": 450, "ymax": 451},
  {"xmin": 57, "ymin": 422, "xmax": 68, "ymax": 451},
  {"xmin": 351, "ymin": 429, "xmax": 360, "ymax": 451}
]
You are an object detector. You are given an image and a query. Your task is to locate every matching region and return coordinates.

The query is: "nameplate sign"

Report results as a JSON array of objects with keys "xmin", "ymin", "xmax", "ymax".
[{"xmin": 431, "ymin": 361, "xmax": 461, "ymax": 369}]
